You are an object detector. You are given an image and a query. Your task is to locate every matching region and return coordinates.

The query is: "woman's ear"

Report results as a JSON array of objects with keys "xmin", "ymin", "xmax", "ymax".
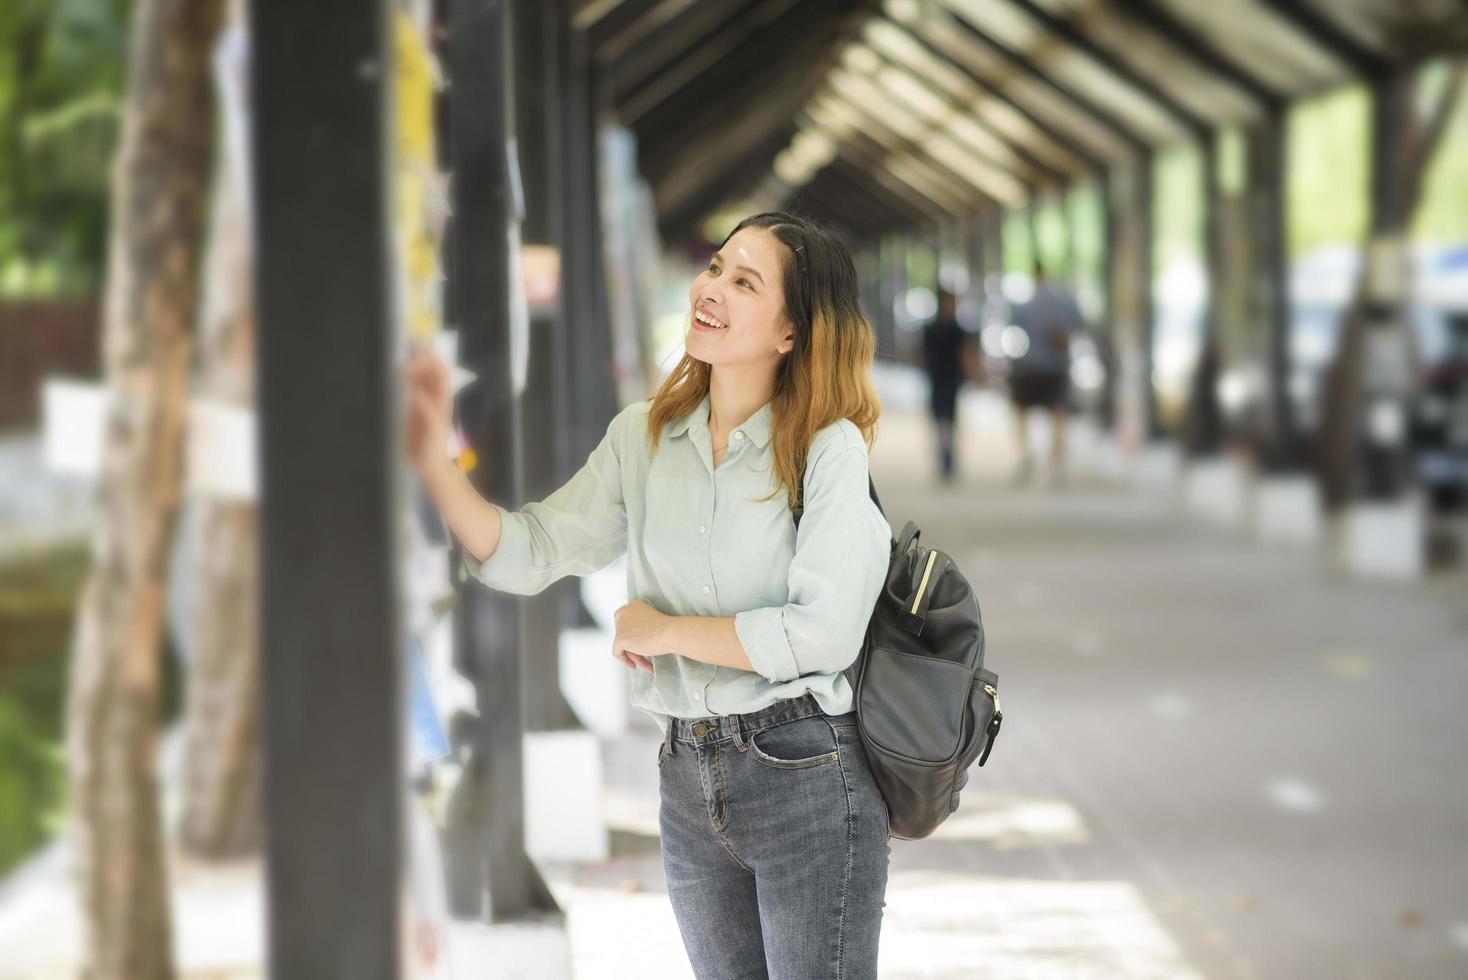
[{"xmin": 777, "ymin": 322, "xmax": 795, "ymax": 355}]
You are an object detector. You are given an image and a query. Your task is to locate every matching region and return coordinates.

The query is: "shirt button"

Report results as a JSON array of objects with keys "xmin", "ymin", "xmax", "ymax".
[
  {"xmin": 733, "ymin": 431, "xmax": 744, "ymax": 441},
  {"xmin": 698, "ymin": 525, "xmax": 706, "ymax": 535},
  {"xmin": 702, "ymin": 585, "xmax": 712, "ymax": 594},
  {"xmin": 693, "ymin": 691, "xmax": 702, "ymax": 701}
]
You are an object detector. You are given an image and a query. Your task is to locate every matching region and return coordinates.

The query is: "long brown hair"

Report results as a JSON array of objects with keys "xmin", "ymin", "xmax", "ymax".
[{"xmin": 647, "ymin": 212, "xmax": 881, "ymax": 510}]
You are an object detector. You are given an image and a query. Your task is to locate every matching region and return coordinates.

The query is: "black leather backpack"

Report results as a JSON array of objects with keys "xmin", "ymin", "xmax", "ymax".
[{"xmin": 795, "ymin": 476, "xmax": 1002, "ymax": 840}]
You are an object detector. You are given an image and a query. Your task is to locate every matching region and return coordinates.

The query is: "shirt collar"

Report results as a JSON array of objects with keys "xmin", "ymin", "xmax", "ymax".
[{"xmin": 668, "ymin": 393, "xmax": 774, "ymax": 448}]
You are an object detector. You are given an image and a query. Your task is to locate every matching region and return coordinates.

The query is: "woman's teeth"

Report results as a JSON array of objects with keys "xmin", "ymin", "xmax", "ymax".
[{"xmin": 695, "ymin": 310, "xmax": 727, "ymax": 329}]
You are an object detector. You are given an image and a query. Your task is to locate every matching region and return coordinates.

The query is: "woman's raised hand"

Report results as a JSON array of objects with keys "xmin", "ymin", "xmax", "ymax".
[{"xmin": 403, "ymin": 346, "xmax": 454, "ymax": 472}]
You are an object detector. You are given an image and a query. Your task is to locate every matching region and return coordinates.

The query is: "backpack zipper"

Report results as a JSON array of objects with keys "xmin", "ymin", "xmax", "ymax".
[{"xmin": 911, "ymin": 550, "xmax": 938, "ymax": 614}]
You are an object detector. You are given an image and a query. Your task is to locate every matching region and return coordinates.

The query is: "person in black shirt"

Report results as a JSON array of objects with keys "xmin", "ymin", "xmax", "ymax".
[{"xmin": 922, "ymin": 289, "xmax": 977, "ymax": 483}]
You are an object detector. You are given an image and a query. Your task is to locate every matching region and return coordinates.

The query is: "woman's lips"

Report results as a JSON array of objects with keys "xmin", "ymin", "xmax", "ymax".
[{"xmin": 692, "ymin": 309, "xmax": 727, "ymax": 332}]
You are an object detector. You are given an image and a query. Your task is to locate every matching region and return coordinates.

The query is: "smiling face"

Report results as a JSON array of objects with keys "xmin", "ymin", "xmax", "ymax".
[{"xmin": 685, "ymin": 226, "xmax": 796, "ymax": 370}]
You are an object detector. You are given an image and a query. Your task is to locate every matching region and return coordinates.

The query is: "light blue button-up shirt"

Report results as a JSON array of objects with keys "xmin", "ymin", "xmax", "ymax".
[{"xmin": 463, "ymin": 393, "xmax": 891, "ymax": 732}]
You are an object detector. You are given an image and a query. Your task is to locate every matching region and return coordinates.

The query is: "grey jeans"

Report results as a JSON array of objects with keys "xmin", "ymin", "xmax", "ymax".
[{"xmin": 657, "ymin": 693, "xmax": 891, "ymax": 979}]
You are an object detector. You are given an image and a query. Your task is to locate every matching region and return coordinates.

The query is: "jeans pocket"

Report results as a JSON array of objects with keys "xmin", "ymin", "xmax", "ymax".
[{"xmin": 748, "ymin": 715, "xmax": 841, "ymax": 770}]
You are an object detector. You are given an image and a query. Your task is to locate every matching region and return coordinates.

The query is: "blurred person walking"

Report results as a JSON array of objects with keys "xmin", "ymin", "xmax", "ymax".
[
  {"xmin": 405, "ymin": 212, "xmax": 892, "ymax": 979},
  {"xmin": 1009, "ymin": 262, "xmax": 1083, "ymax": 485},
  {"xmin": 921, "ymin": 289, "xmax": 978, "ymax": 483}
]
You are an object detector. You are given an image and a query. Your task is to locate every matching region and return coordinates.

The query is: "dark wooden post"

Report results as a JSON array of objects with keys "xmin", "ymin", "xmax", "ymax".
[
  {"xmin": 445, "ymin": 0, "xmax": 558, "ymax": 921},
  {"xmin": 252, "ymin": 0, "xmax": 402, "ymax": 975},
  {"xmin": 560, "ymin": 6, "xmax": 618, "ymax": 477},
  {"xmin": 514, "ymin": 0, "xmax": 582, "ymax": 733},
  {"xmin": 965, "ymin": 208, "xmax": 986, "ymax": 319},
  {"xmin": 1138, "ymin": 151, "xmax": 1160, "ymax": 440},
  {"xmin": 558, "ymin": 4, "xmax": 618, "ymax": 634},
  {"xmin": 1248, "ymin": 108, "xmax": 1295, "ymax": 469},
  {"xmin": 1100, "ymin": 166, "xmax": 1118, "ymax": 429},
  {"xmin": 1185, "ymin": 132, "xmax": 1225, "ymax": 456},
  {"xmin": 874, "ymin": 234, "xmax": 901, "ymax": 360}
]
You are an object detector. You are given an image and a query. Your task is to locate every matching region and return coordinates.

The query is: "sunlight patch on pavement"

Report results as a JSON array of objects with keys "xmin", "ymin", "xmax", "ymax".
[
  {"xmin": 551, "ymin": 878, "xmax": 693, "ymax": 980},
  {"xmin": 1149, "ymin": 692, "xmax": 1193, "ymax": 719},
  {"xmin": 1012, "ymin": 581, "xmax": 1045, "ymax": 608},
  {"xmin": 551, "ymin": 870, "xmax": 1204, "ymax": 980},
  {"xmin": 1264, "ymin": 777, "xmax": 1325, "ymax": 813},
  {"xmin": 928, "ymin": 796, "xmax": 1090, "ymax": 849},
  {"xmin": 1070, "ymin": 629, "xmax": 1106, "ymax": 657},
  {"xmin": 881, "ymin": 871, "xmax": 1203, "ymax": 980},
  {"xmin": 603, "ymin": 785, "xmax": 662, "ymax": 839},
  {"xmin": 1315, "ymin": 650, "xmax": 1375, "ymax": 679}
]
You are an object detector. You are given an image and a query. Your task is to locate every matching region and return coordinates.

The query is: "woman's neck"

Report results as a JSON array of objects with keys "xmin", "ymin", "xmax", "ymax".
[{"xmin": 707, "ymin": 366, "xmax": 775, "ymax": 441}]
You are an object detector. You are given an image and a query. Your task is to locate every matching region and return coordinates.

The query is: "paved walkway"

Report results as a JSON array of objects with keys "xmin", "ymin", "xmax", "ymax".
[
  {"xmin": 556, "ymin": 387, "xmax": 1468, "ymax": 979},
  {"xmin": 4, "ymin": 385, "xmax": 1467, "ymax": 978}
]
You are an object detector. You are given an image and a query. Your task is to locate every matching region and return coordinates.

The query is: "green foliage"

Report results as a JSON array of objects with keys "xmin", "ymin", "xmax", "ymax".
[
  {"xmin": 1287, "ymin": 83, "xmax": 1371, "ymax": 256},
  {"xmin": 1033, "ymin": 195, "xmax": 1068, "ymax": 277},
  {"xmin": 0, "ymin": 0, "xmax": 131, "ymax": 298},
  {"xmin": 0, "ymin": 542, "xmax": 186, "ymax": 876},
  {"xmin": 1002, "ymin": 207, "xmax": 1032, "ymax": 274},
  {"xmin": 0, "ymin": 544, "xmax": 86, "ymax": 875},
  {"xmin": 905, "ymin": 239, "xmax": 938, "ymax": 290},
  {"xmin": 1414, "ymin": 61, "xmax": 1468, "ymax": 246},
  {"xmin": 1153, "ymin": 142, "xmax": 1204, "ymax": 273},
  {"xmin": 1067, "ymin": 179, "xmax": 1106, "ymax": 320}
]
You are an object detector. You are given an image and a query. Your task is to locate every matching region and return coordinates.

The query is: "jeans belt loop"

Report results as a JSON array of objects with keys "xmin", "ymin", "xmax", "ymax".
[{"xmin": 731, "ymin": 714, "xmax": 750, "ymax": 752}]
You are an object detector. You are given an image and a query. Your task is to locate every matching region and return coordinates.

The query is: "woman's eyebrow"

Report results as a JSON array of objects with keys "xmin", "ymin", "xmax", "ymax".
[{"xmin": 709, "ymin": 251, "xmax": 765, "ymax": 284}]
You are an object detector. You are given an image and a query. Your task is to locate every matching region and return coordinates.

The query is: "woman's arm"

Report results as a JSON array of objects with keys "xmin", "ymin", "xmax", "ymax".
[
  {"xmin": 405, "ymin": 346, "xmax": 629, "ymax": 592},
  {"xmin": 610, "ymin": 602, "xmax": 754, "ymax": 673},
  {"xmin": 417, "ymin": 453, "xmax": 503, "ymax": 564},
  {"xmin": 405, "ymin": 347, "xmax": 504, "ymax": 563},
  {"xmin": 664, "ymin": 615, "xmax": 753, "ymax": 671}
]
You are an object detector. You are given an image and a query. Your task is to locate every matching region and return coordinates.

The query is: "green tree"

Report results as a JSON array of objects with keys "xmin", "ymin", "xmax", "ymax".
[{"xmin": 0, "ymin": 0, "xmax": 130, "ymax": 297}]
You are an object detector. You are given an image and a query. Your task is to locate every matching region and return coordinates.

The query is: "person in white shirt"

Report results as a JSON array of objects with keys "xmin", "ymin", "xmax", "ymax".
[{"xmin": 405, "ymin": 211, "xmax": 893, "ymax": 979}]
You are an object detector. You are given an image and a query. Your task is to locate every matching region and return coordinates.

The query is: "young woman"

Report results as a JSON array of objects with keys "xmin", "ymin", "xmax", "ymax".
[{"xmin": 404, "ymin": 211, "xmax": 893, "ymax": 979}]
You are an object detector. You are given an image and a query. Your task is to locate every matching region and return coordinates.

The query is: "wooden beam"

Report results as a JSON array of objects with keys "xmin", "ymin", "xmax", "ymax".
[
  {"xmin": 805, "ymin": 164, "xmax": 924, "ymax": 232},
  {"xmin": 1255, "ymin": 0, "xmax": 1394, "ymax": 78},
  {"xmin": 815, "ymin": 136, "xmax": 961, "ymax": 220},
  {"xmin": 656, "ymin": 125, "xmax": 794, "ymax": 238},
  {"xmin": 805, "ymin": 111, "xmax": 970, "ymax": 216},
  {"xmin": 876, "ymin": 16, "xmax": 1107, "ymax": 171},
  {"xmin": 1002, "ymin": 0, "xmax": 1210, "ymax": 137},
  {"xmin": 940, "ymin": 11, "xmax": 1150, "ymax": 151},
  {"xmin": 620, "ymin": 0, "xmax": 822, "ymax": 124},
  {"xmin": 1112, "ymin": 0, "xmax": 1284, "ymax": 109},
  {"xmin": 823, "ymin": 156, "xmax": 943, "ymax": 228},
  {"xmin": 635, "ymin": 0, "xmax": 844, "ymax": 171},
  {"xmin": 587, "ymin": 0, "xmax": 667, "ymax": 58},
  {"xmin": 862, "ymin": 44, "xmax": 1066, "ymax": 185},
  {"xmin": 607, "ymin": 0, "xmax": 763, "ymax": 99},
  {"xmin": 816, "ymin": 92, "xmax": 1003, "ymax": 208}
]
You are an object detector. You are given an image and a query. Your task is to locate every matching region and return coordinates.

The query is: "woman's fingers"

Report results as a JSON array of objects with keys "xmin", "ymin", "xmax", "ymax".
[{"xmin": 613, "ymin": 646, "xmax": 654, "ymax": 672}]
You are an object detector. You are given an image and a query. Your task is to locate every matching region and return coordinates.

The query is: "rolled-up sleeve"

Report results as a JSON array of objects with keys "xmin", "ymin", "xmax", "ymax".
[
  {"xmin": 734, "ymin": 443, "xmax": 890, "ymax": 683},
  {"xmin": 462, "ymin": 408, "xmax": 631, "ymax": 595}
]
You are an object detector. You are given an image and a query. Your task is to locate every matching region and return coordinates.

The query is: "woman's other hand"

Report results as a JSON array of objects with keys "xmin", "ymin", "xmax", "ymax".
[{"xmin": 612, "ymin": 600, "xmax": 669, "ymax": 673}]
